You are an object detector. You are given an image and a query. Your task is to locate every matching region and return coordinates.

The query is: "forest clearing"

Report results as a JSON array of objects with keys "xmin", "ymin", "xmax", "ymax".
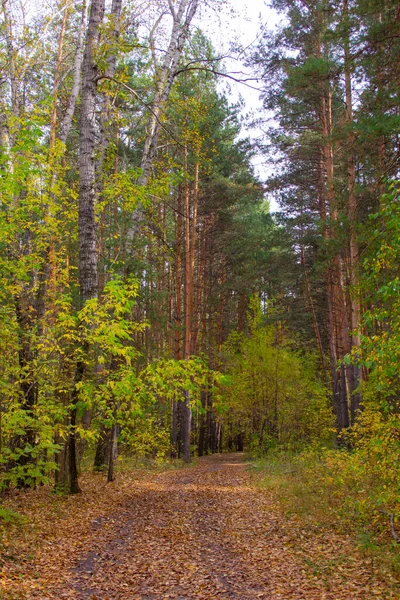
[{"xmin": 1, "ymin": 0, "xmax": 400, "ymax": 597}]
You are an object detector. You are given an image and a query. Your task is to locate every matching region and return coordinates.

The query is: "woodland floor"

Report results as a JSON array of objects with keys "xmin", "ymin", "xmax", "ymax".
[{"xmin": 0, "ymin": 453, "xmax": 396, "ymax": 599}]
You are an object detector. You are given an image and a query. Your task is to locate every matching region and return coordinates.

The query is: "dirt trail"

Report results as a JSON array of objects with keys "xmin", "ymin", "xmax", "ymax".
[
  {"xmin": 1, "ymin": 453, "xmax": 391, "ymax": 599},
  {"xmin": 51, "ymin": 454, "xmax": 385, "ymax": 599},
  {"xmin": 65, "ymin": 453, "xmax": 277, "ymax": 600}
]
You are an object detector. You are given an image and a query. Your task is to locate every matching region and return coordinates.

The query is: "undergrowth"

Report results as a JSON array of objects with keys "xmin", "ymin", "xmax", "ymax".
[{"xmin": 253, "ymin": 446, "xmax": 400, "ymax": 579}]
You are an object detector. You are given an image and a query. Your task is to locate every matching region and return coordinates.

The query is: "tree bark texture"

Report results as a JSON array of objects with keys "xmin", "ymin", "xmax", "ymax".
[
  {"xmin": 343, "ymin": 0, "xmax": 362, "ymax": 422},
  {"xmin": 78, "ymin": 0, "xmax": 105, "ymax": 303},
  {"xmin": 2, "ymin": 0, "xmax": 20, "ymax": 121},
  {"xmin": 67, "ymin": 0, "xmax": 106, "ymax": 494}
]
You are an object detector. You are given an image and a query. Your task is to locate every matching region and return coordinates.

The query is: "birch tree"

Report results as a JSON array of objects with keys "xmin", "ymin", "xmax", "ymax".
[{"xmin": 139, "ymin": 0, "xmax": 200, "ymax": 185}]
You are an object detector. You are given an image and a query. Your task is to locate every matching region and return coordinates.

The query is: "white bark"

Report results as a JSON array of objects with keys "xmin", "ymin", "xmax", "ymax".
[
  {"xmin": 59, "ymin": 0, "xmax": 89, "ymax": 144},
  {"xmin": 2, "ymin": 0, "xmax": 20, "ymax": 120},
  {"xmin": 78, "ymin": 0, "xmax": 105, "ymax": 302},
  {"xmin": 139, "ymin": 0, "xmax": 200, "ymax": 185}
]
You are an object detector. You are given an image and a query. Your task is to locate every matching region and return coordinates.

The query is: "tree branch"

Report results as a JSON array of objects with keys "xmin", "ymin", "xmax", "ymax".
[
  {"xmin": 102, "ymin": 76, "xmax": 185, "ymax": 151},
  {"xmin": 173, "ymin": 66, "xmax": 262, "ymax": 91},
  {"xmin": 390, "ymin": 514, "xmax": 400, "ymax": 543}
]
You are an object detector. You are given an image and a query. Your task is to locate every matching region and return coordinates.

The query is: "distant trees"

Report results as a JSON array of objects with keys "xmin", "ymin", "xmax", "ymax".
[{"xmin": 219, "ymin": 298, "xmax": 333, "ymax": 453}]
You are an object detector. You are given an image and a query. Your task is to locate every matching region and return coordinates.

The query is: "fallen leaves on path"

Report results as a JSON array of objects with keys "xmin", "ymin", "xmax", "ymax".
[{"xmin": 0, "ymin": 454, "xmax": 397, "ymax": 599}]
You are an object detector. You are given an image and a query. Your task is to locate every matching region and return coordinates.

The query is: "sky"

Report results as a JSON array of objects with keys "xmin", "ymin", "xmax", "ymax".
[{"xmin": 200, "ymin": 0, "xmax": 282, "ymax": 210}]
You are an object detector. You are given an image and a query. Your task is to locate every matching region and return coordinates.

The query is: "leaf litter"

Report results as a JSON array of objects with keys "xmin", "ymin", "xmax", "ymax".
[{"xmin": 0, "ymin": 453, "xmax": 396, "ymax": 599}]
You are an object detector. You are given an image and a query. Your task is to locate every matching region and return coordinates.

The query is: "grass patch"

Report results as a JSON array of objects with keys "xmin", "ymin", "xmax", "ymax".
[{"xmin": 252, "ymin": 448, "xmax": 400, "ymax": 585}]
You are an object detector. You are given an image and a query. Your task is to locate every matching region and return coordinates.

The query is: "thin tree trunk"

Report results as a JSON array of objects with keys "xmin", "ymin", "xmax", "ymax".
[
  {"xmin": 107, "ymin": 404, "xmax": 118, "ymax": 482},
  {"xmin": 182, "ymin": 150, "xmax": 192, "ymax": 462},
  {"xmin": 171, "ymin": 189, "xmax": 183, "ymax": 456},
  {"xmin": 2, "ymin": 0, "xmax": 20, "ymax": 123},
  {"xmin": 59, "ymin": 0, "xmax": 89, "ymax": 144},
  {"xmin": 139, "ymin": 0, "xmax": 200, "ymax": 186},
  {"xmin": 319, "ymin": 58, "xmax": 350, "ymax": 429},
  {"xmin": 189, "ymin": 161, "xmax": 199, "ymax": 355}
]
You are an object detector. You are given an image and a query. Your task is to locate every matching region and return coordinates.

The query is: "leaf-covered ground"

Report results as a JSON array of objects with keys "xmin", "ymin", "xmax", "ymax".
[{"xmin": 0, "ymin": 454, "xmax": 396, "ymax": 599}]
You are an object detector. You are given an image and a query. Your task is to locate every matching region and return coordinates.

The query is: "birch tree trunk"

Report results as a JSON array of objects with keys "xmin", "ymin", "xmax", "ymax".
[
  {"xmin": 58, "ymin": 0, "xmax": 89, "ymax": 144},
  {"xmin": 67, "ymin": 0, "xmax": 106, "ymax": 495},
  {"xmin": 139, "ymin": 0, "xmax": 200, "ymax": 186},
  {"xmin": 78, "ymin": 0, "xmax": 105, "ymax": 303},
  {"xmin": 2, "ymin": 0, "xmax": 20, "ymax": 123}
]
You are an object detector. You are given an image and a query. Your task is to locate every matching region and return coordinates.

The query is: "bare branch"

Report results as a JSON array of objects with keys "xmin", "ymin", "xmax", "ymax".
[
  {"xmin": 173, "ymin": 65, "xmax": 262, "ymax": 91},
  {"xmin": 390, "ymin": 514, "xmax": 400, "ymax": 543},
  {"xmin": 102, "ymin": 76, "xmax": 185, "ymax": 151}
]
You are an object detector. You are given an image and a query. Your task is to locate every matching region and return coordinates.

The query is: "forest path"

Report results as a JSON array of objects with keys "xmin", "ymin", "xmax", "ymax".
[
  {"xmin": 52, "ymin": 453, "xmax": 381, "ymax": 600},
  {"xmin": 65, "ymin": 453, "xmax": 281, "ymax": 600},
  {"xmin": 2, "ymin": 453, "xmax": 388, "ymax": 599}
]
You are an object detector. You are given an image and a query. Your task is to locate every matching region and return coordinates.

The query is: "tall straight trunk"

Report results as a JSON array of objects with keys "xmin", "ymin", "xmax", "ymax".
[
  {"xmin": 2, "ymin": 0, "xmax": 20, "ymax": 123},
  {"xmin": 192, "ymin": 210, "xmax": 207, "ymax": 354},
  {"xmin": 68, "ymin": 0, "xmax": 106, "ymax": 494},
  {"xmin": 375, "ymin": 9, "xmax": 387, "ymax": 200},
  {"xmin": 174, "ymin": 192, "xmax": 183, "ymax": 361},
  {"xmin": 319, "ymin": 62, "xmax": 351, "ymax": 430},
  {"xmin": 315, "ymin": 13, "xmax": 349, "ymax": 430},
  {"xmin": 59, "ymin": 0, "xmax": 89, "ymax": 144},
  {"xmin": 88, "ymin": 0, "xmax": 123, "ymax": 471},
  {"xmin": 171, "ymin": 189, "xmax": 183, "ymax": 457},
  {"xmin": 343, "ymin": 0, "xmax": 361, "ymax": 422},
  {"xmin": 47, "ymin": 2, "xmax": 71, "ymax": 321},
  {"xmin": 49, "ymin": 3, "xmax": 69, "ymax": 151},
  {"xmin": 189, "ymin": 161, "xmax": 199, "ymax": 355},
  {"xmin": 95, "ymin": 0, "xmax": 122, "ymax": 194},
  {"xmin": 182, "ymin": 150, "xmax": 192, "ymax": 462},
  {"xmin": 184, "ymin": 155, "xmax": 192, "ymax": 360},
  {"xmin": 217, "ymin": 269, "xmax": 226, "ymax": 351},
  {"xmin": 196, "ymin": 220, "xmax": 210, "ymax": 457},
  {"xmin": 78, "ymin": 0, "xmax": 105, "ymax": 302}
]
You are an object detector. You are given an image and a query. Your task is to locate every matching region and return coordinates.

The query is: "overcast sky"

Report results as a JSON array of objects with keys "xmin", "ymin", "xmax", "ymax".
[{"xmin": 200, "ymin": 0, "xmax": 282, "ymax": 208}]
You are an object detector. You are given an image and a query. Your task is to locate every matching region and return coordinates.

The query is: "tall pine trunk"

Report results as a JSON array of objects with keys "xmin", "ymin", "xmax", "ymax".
[{"xmin": 343, "ymin": 0, "xmax": 362, "ymax": 423}]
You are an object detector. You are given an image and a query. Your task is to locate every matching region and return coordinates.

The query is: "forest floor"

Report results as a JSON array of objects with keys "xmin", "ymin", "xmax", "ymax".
[{"xmin": 0, "ymin": 453, "xmax": 396, "ymax": 599}]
